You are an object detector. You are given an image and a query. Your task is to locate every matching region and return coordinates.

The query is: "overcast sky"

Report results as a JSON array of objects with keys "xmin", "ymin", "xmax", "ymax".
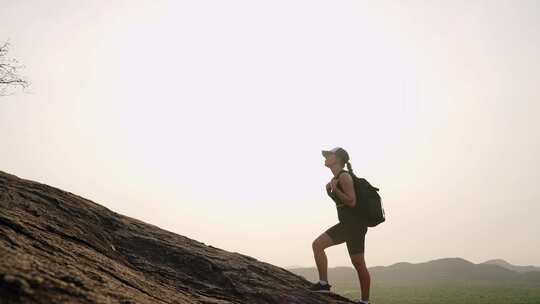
[{"xmin": 1, "ymin": 0, "xmax": 539, "ymax": 268}]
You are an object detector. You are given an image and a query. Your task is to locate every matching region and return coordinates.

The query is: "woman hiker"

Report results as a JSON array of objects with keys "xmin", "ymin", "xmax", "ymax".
[{"xmin": 309, "ymin": 147, "xmax": 371, "ymax": 304}]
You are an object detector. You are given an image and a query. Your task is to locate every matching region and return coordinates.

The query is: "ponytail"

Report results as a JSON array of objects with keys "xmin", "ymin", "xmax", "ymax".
[{"xmin": 346, "ymin": 161, "xmax": 354, "ymax": 175}]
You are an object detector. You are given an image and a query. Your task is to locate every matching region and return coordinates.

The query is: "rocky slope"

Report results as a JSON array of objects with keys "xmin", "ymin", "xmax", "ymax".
[{"xmin": 0, "ymin": 170, "xmax": 354, "ymax": 304}]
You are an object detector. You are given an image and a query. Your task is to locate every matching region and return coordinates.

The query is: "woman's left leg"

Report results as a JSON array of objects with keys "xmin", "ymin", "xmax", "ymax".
[
  {"xmin": 350, "ymin": 252, "xmax": 370, "ymax": 301},
  {"xmin": 347, "ymin": 225, "xmax": 370, "ymax": 301}
]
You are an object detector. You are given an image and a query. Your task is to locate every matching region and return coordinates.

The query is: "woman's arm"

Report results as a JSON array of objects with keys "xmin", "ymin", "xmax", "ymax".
[{"xmin": 331, "ymin": 173, "xmax": 356, "ymax": 207}]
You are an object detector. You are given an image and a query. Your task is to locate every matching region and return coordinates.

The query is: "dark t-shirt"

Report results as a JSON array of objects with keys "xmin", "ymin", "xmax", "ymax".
[{"xmin": 326, "ymin": 170, "xmax": 358, "ymax": 224}]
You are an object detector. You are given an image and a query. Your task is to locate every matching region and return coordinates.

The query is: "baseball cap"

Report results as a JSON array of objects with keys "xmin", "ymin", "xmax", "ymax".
[{"xmin": 321, "ymin": 147, "xmax": 350, "ymax": 163}]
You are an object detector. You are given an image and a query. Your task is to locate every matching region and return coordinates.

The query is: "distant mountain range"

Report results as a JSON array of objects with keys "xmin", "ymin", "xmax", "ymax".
[
  {"xmin": 482, "ymin": 259, "xmax": 540, "ymax": 273},
  {"xmin": 287, "ymin": 258, "xmax": 540, "ymax": 289}
]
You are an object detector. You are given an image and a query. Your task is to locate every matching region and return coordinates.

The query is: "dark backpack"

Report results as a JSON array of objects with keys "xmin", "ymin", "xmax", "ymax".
[
  {"xmin": 351, "ymin": 175, "xmax": 385, "ymax": 227},
  {"xmin": 329, "ymin": 170, "xmax": 386, "ymax": 227}
]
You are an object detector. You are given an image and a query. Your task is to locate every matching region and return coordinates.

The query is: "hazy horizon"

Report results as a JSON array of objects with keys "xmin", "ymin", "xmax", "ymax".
[{"xmin": 1, "ymin": 0, "xmax": 539, "ymax": 269}]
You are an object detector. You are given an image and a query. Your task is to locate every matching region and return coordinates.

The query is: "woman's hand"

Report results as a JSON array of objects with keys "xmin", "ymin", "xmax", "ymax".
[
  {"xmin": 326, "ymin": 181, "xmax": 332, "ymax": 192},
  {"xmin": 330, "ymin": 179, "xmax": 339, "ymax": 192}
]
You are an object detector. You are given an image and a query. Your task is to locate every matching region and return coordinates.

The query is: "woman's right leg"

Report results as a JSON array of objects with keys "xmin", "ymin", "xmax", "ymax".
[
  {"xmin": 312, "ymin": 223, "xmax": 345, "ymax": 282},
  {"xmin": 312, "ymin": 233, "xmax": 334, "ymax": 282}
]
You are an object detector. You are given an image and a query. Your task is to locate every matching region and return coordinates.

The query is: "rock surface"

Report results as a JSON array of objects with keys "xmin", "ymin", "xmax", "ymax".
[{"xmin": 0, "ymin": 170, "xmax": 354, "ymax": 304}]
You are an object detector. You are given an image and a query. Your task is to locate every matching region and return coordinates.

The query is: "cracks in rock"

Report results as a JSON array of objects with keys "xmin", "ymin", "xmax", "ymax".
[{"xmin": 96, "ymin": 265, "xmax": 173, "ymax": 304}]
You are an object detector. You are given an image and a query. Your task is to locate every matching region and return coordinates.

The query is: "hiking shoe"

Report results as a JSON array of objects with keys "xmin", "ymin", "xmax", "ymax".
[{"xmin": 308, "ymin": 281, "xmax": 331, "ymax": 292}]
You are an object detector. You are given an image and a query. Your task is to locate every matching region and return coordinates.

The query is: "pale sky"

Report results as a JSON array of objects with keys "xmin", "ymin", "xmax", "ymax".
[{"xmin": 1, "ymin": 0, "xmax": 539, "ymax": 268}]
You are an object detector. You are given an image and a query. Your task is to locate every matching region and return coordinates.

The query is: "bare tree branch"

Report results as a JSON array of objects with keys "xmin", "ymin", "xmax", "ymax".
[{"xmin": 0, "ymin": 40, "xmax": 30, "ymax": 96}]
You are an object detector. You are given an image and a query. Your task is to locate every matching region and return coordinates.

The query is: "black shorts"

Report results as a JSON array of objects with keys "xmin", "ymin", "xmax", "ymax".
[{"xmin": 324, "ymin": 221, "xmax": 368, "ymax": 255}]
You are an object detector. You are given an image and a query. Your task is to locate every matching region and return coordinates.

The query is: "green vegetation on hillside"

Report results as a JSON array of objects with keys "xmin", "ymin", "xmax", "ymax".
[{"xmin": 336, "ymin": 283, "xmax": 540, "ymax": 304}]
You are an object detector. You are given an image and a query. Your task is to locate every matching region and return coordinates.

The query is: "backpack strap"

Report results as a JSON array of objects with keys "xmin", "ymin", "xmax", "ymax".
[{"xmin": 332, "ymin": 169, "xmax": 349, "ymax": 180}]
